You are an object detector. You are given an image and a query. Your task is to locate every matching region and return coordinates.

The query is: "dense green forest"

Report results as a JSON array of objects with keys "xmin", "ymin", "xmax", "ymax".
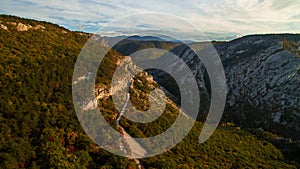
[{"xmin": 0, "ymin": 15, "xmax": 298, "ymax": 168}]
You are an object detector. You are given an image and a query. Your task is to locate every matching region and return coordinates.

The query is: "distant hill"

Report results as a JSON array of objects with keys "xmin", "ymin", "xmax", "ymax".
[
  {"xmin": 0, "ymin": 15, "xmax": 298, "ymax": 168},
  {"xmin": 104, "ymin": 35, "xmax": 193, "ymax": 43},
  {"xmin": 105, "ymin": 36, "xmax": 181, "ymax": 62},
  {"xmin": 105, "ymin": 35, "xmax": 166, "ymax": 42}
]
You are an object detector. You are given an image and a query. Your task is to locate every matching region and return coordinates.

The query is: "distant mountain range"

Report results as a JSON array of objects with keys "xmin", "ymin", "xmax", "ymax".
[
  {"xmin": 103, "ymin": 35, "xmax": 196, "ymax": 44},
  {"xmin": 105, "ymin": 35, "xmax": 166, "ymax": 42}
]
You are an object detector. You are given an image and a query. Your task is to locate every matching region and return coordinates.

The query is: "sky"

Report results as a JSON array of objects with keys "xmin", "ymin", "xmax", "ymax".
[{"xmin": 1, "ymin": 0, "xmax": 300, "ymax": 41}]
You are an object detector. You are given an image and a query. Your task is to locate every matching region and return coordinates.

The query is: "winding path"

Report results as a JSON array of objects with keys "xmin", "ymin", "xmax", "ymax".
[{"xmin": 116, "ymin": 81, "xmax": 146, "ymax": 168}]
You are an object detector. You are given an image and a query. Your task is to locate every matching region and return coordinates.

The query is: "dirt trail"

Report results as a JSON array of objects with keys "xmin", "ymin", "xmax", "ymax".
[{"xmin": 116, "ymin": 81, "xmax": 146, "ymax": 168}]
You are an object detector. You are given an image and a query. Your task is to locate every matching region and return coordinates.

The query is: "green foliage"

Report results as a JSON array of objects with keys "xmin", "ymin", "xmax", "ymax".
[
  {"xmin": 141, "ymin": 124, "xmax": 296, "ymax": 168},
  {"xmin": 0, "ymin": 14, "xmax": 132, "ymax": 169},
  {"xmin": 39, "ymin": 128, "xmax": 91, "ymax": 168}
]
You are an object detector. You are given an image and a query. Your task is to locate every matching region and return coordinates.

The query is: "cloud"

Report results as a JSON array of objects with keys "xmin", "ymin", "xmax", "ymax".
[
  {"xmin": 271, "ymin": 0, "xmax": 296, "ymax": 10},
  {"xmin": 0, "ymin": 0, "xmax": 299, "ymax": 40},
  {"xmin": 0, "ymin": 9, "xmax": 8, "ymax": 14}
]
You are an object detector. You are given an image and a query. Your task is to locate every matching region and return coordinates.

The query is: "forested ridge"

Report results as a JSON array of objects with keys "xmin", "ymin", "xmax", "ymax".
[{"xmin": 0, "ymin": 15, "xmax": 298, "ymax": 168}]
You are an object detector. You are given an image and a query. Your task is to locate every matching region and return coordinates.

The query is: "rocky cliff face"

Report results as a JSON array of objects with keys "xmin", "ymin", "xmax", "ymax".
[
  {"xmin": 219, "ymin": 35, "xmax": 300, "ymax": 140},
  {"xmin": 79, "ymin": 56, "xmax": 166, "ymax": 113},
  {"xmin": 148, "ymin": 34, "xmax": 300, "ymax": 140}
]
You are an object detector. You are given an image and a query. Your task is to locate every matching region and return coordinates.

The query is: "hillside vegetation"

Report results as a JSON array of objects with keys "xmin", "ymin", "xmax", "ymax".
[{"xmin": 0, "ymin": 15, "xmax": 297, "ymax": 168}]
